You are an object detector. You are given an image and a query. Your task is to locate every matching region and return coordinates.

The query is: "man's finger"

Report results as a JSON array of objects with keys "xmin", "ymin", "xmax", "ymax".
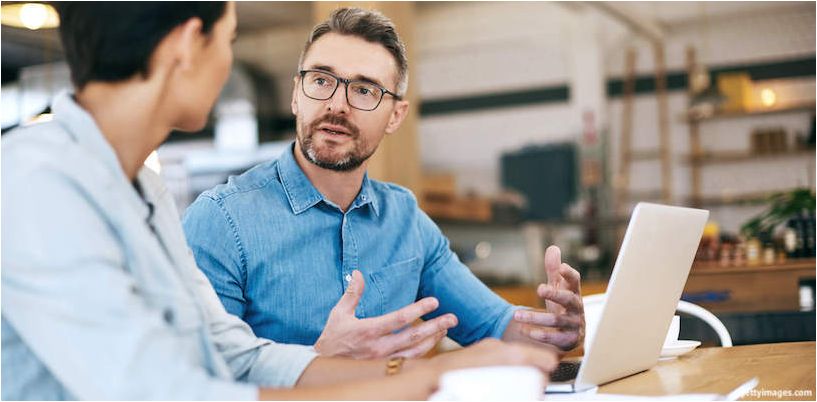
[
  {"xmin": 544, "ymin": 245, "xmax": 563, "ymax": 288},
  {"xmin": 379, "ymin": 313, "xmax": 457, "ymax": 355},
  {"xmin": 519, "ymin": 323, "xmax": 582, "ymax": 351},
  {"xmin": 389, "ymin": 329, "xmax": 448, "ymax": 359},
  {"xmin": 537, "ymin": 284, "xmax": 583, "ymax": 313},
  {"xmin": 332, "ymin": 270, "xmax": 365, "ymax": 315},
  {"xmin": 513, "ymin": 310, "xmax": 583, "ymax": 329},
  {"xmin": 559, "ymin": 263, "xmax": 582, "ymax": 294},
  {"xmin": 369, "ymin": 297, "xmax": 440, "ymax": 333},
  {"xmin": 543, "ymin": 246, "xmax": 564, "ymax": 314}
]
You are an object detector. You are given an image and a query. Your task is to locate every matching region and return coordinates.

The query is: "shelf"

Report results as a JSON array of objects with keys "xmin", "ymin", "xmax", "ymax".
[
  {"xmin": 685, "ymin": 258, "xmax": 815, "ymax": 313},
  {"xmin": 624, "ymin": 189, "xmax": 664, "ymax": 201},
  {"xmin": 689, "ymin": 190, "xmax": 790, "ymax": 207},
  {"xmin": 628, "ymin": 149, "xmax": 662, "ymax": 161},
  {"xmin": 684, "ymin": 102, "xmax": 816, "ymax": 123},
  {"xmin": 686, "ymin": 149, "xmax": 815, "ymax": 165},
  {"xmin": 691, "ymin": 259, "xmax": 816, "ymax": 275}
]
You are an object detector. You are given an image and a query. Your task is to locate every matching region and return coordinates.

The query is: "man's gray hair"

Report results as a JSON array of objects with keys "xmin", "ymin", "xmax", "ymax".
[{"xmin": 298, "ymin": 7, "xmax": 409, "ymax": 97}]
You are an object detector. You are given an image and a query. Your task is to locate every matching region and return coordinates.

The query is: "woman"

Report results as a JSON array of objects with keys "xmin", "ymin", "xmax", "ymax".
[{"xmin": 1, "ymin": 2, "xmax": 557, "ymax": 400}]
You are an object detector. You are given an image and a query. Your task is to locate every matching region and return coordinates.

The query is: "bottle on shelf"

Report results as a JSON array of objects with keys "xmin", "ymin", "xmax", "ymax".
[{"xmin": 746, "ymin": 237, "xmax": 761, "ymax": 266}]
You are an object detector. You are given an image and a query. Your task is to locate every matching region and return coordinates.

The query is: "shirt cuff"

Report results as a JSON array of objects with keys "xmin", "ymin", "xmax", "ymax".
[{"xmin": 249, "ymin": 343, "xmax": 320, "ymax": 388}]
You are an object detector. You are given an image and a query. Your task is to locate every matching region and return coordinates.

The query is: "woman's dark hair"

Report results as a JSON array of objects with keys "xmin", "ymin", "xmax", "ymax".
[{"xmin": 54, "ymin": 2, "xmax": 227, "ymax": 90}]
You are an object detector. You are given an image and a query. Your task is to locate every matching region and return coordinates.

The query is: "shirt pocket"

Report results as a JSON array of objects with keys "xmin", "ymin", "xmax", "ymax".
[{"xmin": 369, "ymin": 256, "xmax": 423, "ymax": 317}]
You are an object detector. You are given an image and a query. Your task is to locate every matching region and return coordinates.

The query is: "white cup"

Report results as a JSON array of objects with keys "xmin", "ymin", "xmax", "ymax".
[
  {"xmin": 663, "ymin": 315, "xmax": 680, "ymax": 346},
  {"xmin": 428, "ymin": 366, "xmax": 543, "ymax": 401}
]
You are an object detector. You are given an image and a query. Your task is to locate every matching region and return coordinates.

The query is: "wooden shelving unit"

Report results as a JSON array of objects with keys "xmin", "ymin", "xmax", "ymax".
[
  {"xmin": 685, "ymin": 148, "xmax": 814, "ymax": 165},
  {"xmin": 684, "ymin": 259, "xmax": 816, "ymax": 313},
  {"xmin": 490, "ymin": 259, "xmax": 815, "ymax": 318},
  {"xmin": 684, "ymin": 102, "xmax": 816, "ymax": 122},
  {"xmin": 688, "ymin": 190, "xmax": 807, "ymax": 207},
  {"xmin": 691, "ymin": 258, "xmax": 816, "ymax": 274},
  {"xmin": 684, "ymin": 48, "xmax": 816, "ymax": 208}
]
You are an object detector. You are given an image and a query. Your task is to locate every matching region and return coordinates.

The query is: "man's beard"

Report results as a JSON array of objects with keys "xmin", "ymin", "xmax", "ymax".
[{"xmin": 297, "ymin": 114, "xmax": 377, "ymax": 172}]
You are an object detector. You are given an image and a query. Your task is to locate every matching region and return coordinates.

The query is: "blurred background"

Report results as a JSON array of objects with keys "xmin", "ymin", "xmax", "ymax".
[{"xmin": 2, "ymin": 1, "xmax": 815, "ymax": 346}]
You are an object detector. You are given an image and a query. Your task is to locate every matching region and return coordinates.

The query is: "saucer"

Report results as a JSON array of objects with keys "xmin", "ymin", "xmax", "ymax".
[{"xmin": 660, "ymin": 340, "xmax": 701, "ymax": 358}]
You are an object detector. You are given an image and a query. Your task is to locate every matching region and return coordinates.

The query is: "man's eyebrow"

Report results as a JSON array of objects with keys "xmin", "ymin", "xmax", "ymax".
[
  {"xmin": 309, "ymin": 65, "xmax": 335, "ymax": 73},
  {"xmin": 352, "ymin": 73, "xmax": 386, "ymax": 89},
  {"xmin": 307, "ymin": 65, "xmax": 387, "ymax": 89}
]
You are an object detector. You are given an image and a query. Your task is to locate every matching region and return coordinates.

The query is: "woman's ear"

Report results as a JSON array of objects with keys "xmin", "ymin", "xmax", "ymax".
[
  {"xmin": 174, "ymin": 17, "xmax": 204, "ymax": 72},
  {"xmin": 147, "ymin": 17, "xmax": 203, "ymax": 80}
]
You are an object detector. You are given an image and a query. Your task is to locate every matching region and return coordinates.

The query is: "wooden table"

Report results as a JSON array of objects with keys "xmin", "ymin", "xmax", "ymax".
[{"xmin": 597, "ymin": 342, "xmax": 815, "ymax": 400}]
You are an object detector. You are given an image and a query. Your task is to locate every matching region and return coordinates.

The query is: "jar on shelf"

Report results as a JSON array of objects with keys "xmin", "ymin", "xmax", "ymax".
[{"xmin": 746, "ymin": 238, "xmax": 761, "ymax": 266}]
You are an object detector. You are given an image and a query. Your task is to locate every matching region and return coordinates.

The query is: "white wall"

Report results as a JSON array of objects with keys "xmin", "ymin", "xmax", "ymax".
[
  {"xmin": 415, "ymin": 2, "xmax": 815, "ymax": 232},
  {"xmin": 233, "ymin": 25, "xmax": 311, "ymax": 116},
  {"xmin": 603, "ymin": 5, "xmax": 816, "ymax": 231},
  {"xmin": 416, "ymin": 2, "xmax": 595, "ymax": 196},
  {"xmin": 2, "ymin": 62, "xmax": 71, "ymax": 129}
]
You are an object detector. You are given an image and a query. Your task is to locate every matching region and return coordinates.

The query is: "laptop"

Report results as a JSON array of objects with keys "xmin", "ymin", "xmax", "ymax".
[{"xmin": 546, "ymin": 202, "xmax": 709, "ymax": 393}]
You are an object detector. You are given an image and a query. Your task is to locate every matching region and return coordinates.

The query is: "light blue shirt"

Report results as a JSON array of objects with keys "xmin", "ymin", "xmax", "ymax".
[
  {"xmin": 1, "ymin": 92, "xmax": 317, "ymax": 400},
  {"xmin": 182, "ymin": 144, "xmax": 520, "ymax": 347}
]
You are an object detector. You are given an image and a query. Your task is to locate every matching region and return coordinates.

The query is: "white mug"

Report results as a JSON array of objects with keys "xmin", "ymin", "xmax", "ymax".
[
  {"xmin": 428, "ymin": 365, "xmax": 543, "ymax": 401},
  {"xmin": 664, "ymin": 315, "xmax": 681, "ymax": 346}
]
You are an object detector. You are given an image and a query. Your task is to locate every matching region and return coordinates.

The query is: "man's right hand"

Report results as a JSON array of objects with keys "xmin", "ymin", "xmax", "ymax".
[{"xmin": 314, "ymin": 270, "xmax": 458, "ymax": 359}]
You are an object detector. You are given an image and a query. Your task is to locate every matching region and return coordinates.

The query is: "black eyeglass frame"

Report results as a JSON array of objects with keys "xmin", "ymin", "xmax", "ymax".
[{"xmin": 298, "ymin": 69, "xmax": 402, "ymax": 111}]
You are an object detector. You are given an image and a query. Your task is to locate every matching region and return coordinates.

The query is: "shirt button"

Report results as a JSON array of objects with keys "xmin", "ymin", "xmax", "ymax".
[
  {"xmin": 163, "ymin": 309, "xmax": 174, "ymax": 324},
  {"xmin": 344, "ymin": 274, "xmax": 352, "ymax": 282}
]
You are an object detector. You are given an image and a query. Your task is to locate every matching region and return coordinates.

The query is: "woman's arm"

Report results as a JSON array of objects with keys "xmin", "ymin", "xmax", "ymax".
[{"xmin": 261, "ymin": 338, "xmax": 560, "ymax": 400}]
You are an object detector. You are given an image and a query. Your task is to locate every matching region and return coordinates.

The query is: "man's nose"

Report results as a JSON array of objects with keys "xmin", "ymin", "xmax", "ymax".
[{"xmin": 326, "ymin": 83, "xmax": 351, "ymax": 114}]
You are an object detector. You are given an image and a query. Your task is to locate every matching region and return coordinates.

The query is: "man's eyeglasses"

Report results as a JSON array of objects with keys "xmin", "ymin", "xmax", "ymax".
[{"xmin": 299, "ymin": 69, "xmax": 401, "ymax": 111}]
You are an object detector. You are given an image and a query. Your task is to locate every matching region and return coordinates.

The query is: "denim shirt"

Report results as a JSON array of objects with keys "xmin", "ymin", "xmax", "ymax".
[
  {"xmin": 182, "ymin": 144, "xmax": 519, "ymax": 347},
  {"xmin": 1, "ymin": 93, "xmax": 317, "ymax": 400}
]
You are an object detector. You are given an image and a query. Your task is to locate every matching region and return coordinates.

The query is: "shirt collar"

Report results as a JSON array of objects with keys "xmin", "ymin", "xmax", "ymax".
[
  {"xmin": 276, "ymin": 142, "xmax": 379, "ymax": 216},
  {"xmin": 355, "ymin": 173, "xmax": 380, "ymax": 216},
  {"xmin": 52, "ymin": 90, "xmax": 151, "ymax": 221}
]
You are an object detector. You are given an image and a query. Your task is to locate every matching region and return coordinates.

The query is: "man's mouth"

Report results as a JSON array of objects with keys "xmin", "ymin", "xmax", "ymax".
[{"xmin": 318, "ymin": 124, "xmax": 352, "ymax": 137}]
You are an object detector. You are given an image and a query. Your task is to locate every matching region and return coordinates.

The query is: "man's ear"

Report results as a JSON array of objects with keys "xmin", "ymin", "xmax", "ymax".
[
  {"xmin": 384, "ymin": 99, "xmax": 409, "ymax": 134},
  {"xmin": 291, "ymin": 76, "xmax": 300, "ymax": 115}
]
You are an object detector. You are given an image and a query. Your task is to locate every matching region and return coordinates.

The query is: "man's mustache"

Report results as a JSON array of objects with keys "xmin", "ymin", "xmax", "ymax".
[{"xmin": 309, "ymin": 114, "xmax": 360, "ymax": 137}]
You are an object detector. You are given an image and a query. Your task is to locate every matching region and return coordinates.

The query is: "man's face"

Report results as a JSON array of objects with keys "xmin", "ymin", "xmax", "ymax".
[{"xmin": 291, "ymin": 32, "xmax": 408, "ymax": 172}]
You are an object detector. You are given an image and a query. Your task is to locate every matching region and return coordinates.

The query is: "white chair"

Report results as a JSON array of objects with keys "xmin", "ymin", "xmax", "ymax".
[{"xmin": 582, "ymin": 293, "xmax": 733, "ymax": 349}]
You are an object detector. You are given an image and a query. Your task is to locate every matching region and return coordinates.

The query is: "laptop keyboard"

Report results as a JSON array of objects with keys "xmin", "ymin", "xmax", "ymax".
[{"xmin": 550, "ymin": 361, "xmax": 582, "ymax": 382}]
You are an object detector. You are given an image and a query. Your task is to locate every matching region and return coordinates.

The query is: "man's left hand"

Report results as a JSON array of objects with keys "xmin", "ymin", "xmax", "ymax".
[{"xmin": 503, "ymin": 245, "xmax": 585, "ymax": 351}]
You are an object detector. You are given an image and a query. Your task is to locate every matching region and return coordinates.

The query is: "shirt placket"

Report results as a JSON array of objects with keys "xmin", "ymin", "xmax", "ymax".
[{"xmin": 340, "ymin": 208, "xmax": 362, "ymax": 317}]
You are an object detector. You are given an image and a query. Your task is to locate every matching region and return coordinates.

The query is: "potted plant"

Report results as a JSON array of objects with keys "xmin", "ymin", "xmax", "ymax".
[{"xmin": 740, "ymin": 188, "xmax": 816, "ymax": 241}]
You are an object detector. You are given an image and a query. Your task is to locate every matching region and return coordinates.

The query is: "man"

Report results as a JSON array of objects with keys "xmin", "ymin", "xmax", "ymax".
[
  {"xmin": 183, "ymin": 7, "xmax": 586, "ymax": 359},
  {"xmin": 1, "ymin": 3, "xmax": 559, "ymax": 400}
]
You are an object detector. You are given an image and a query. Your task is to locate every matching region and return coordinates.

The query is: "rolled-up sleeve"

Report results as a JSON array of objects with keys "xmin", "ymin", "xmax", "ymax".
[{"xmin": 414, "ymin": 209, "xmax": 522, "ymax": 345}]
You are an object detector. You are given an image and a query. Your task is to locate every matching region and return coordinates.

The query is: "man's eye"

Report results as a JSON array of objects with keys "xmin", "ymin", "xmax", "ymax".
[
  {"xmin": 357, "ymin": 87, "xmax": 371, "ymax": 95},
  {"xmin": 315, "ymin": 78, "xmax": 327, "ymax": 86}
]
